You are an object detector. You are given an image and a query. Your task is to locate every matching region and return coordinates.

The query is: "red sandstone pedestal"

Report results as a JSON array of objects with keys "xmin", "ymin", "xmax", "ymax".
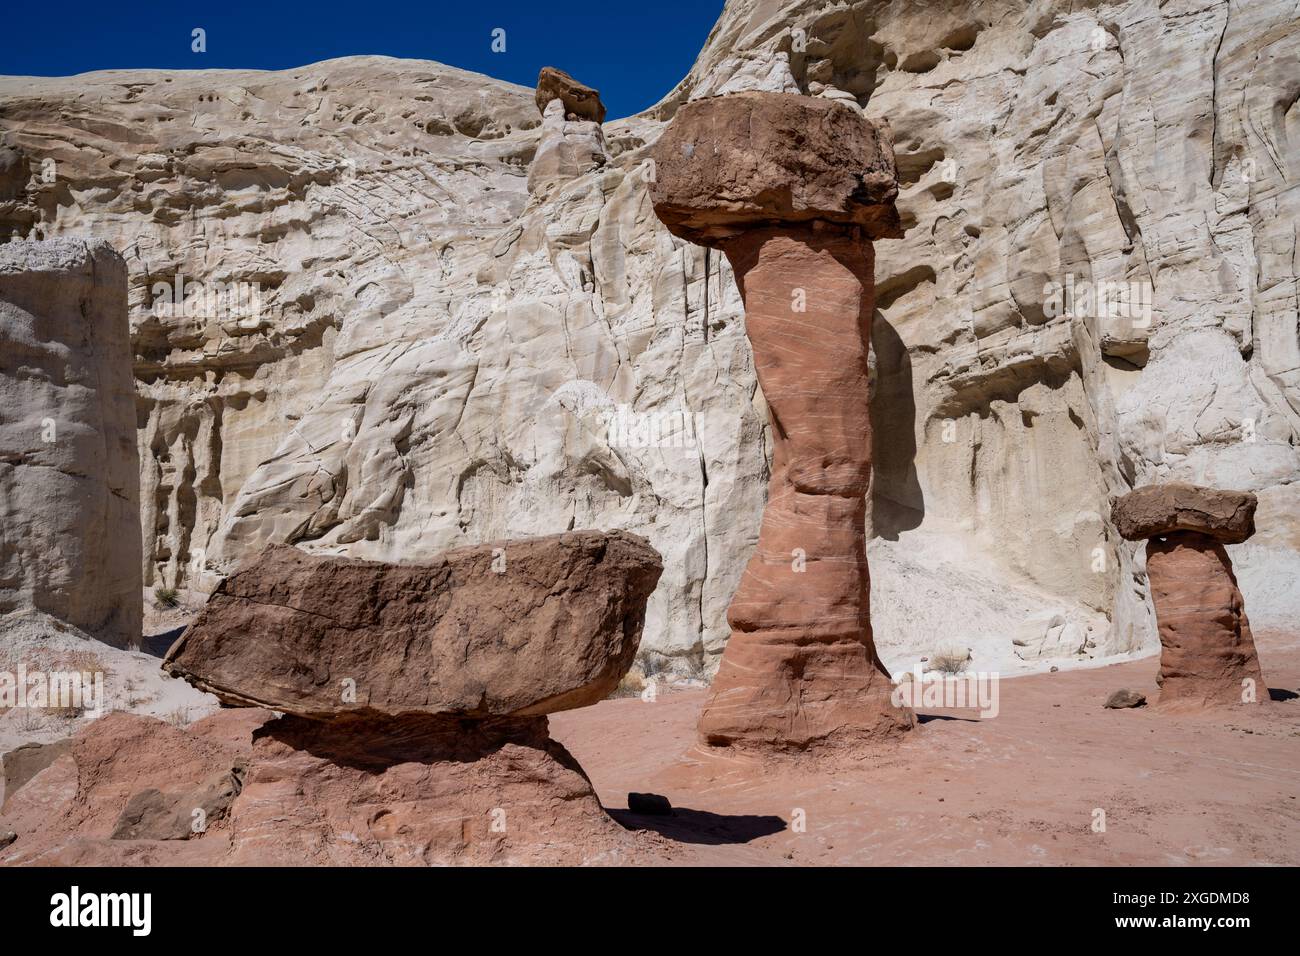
[{"xmin": 1146, "ymin": 532, "xmax": 1268, "ymax": 708}]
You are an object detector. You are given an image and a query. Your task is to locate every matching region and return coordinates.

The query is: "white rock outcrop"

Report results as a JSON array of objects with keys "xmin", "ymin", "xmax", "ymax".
[
  {"xmin": 0, "ymin": 0, "xmax": 1295, "ymax": 677},
  {"xmin": 0, "ymin": 239, "xmax": 142, "ymax": 647}
]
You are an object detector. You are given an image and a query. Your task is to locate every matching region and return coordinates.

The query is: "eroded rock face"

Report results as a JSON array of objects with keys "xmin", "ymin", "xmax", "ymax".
[
  {"xmin": 661, "ymin": 0, "xmax": 1300, "ymax": 662},
  {"xmin": 527, "ymin": 97, "xmax": 608, "ymax": 198},
  {"xmin": 0, "ymin": 708, "xmax": 644, "ymax": 865},
  {"xmin": 536, "ymin": 66, "xmax": 606, "ymax": 124},
  {"xmin": 0, "ymin": 710, "xmax": 261, "ymax": 865},
  {"xmin": 109, "ymin": 767, "xmax": 244, "ymax": 841},
  {"xmin": 0, "ymin": 145, "xmax": 37, "ymax": 238},
  {"xmin": 228, "ymin": 713, "xmax": 630, "ymax": 865},
  {"xmin": 164, "ymin": 531, "xmax": 663, "ymax": 719},
  {"xmin": 1114, "ymin": 484, "xmax": 1267, "ymax": 708},
  {"xmin": 1, "ymin": 738, "xmax": 72, "ymax": 811},
  {"xmin": 0, "ymin": 239, "xmax": 142, "ymax": 647},
  {"xmin": 1112, "ymin": 482, "xmax": 1257, "ymax": 544}
]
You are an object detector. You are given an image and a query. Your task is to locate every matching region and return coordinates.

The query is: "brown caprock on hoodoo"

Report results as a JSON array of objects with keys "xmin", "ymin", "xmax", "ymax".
[
  {"xmin": 1113, "ymin": 483, "xmax": 1269, "ymax": 709},
  {"xmin": 649, "ymin": 92, "xmax": 913, "ymax": 754},
  {"xmin": 535, "ymin": 66, "xmax": 606, "ymax": 123}
]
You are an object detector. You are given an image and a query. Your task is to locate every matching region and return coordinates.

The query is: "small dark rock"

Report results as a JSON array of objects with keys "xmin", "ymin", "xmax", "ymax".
[
  {"xmin": 1104, "ymin": 689, "xmax": 1147, "ymax": 709},
  {"xmin": 0, "ymin": 829, "xmax": 16, "ymax": 849},
  {"xmin": 628, "ymin": 791, "xmax": 673, "ymax": 815}
]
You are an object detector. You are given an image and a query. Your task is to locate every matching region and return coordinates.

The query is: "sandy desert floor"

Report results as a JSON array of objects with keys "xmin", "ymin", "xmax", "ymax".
[{"xmin": 552, "ymin": 630, "xmax": 1300, "ymax": 866}]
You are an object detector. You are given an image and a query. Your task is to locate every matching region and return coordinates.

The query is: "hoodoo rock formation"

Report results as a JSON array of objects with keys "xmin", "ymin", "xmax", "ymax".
[
  {"xmin": 1, "ymin": 532, "xmax": 663, "ymax": 865},
  {"xmin": 1114, "ymin": 484, "xmax": 1268, "ymax": 709},
  {"xmin": 650, "ymin": 92, "xmax": 913, "ymax": 752},
  {"xmin": 0, "ymin": 238, "xmax": 142, "ymax": 647},
  {"xmin": 528, "ymin": 68, "xmax": 608, "ymax": 198},
  {"xmin": 162, "ymin": 529, "xmax": 662, "ymax": 863}
]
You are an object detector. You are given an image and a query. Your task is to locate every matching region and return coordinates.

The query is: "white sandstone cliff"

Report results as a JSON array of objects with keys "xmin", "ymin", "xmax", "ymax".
[{"xmin": 1, "ymin": 0, "xmax": 1295, "ymax": 678}]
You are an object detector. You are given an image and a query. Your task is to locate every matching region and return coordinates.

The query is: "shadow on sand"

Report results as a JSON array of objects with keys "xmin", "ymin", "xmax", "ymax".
[{"xmin": 609, "ymin": 804, "xmax": 785, "ymax": 845}]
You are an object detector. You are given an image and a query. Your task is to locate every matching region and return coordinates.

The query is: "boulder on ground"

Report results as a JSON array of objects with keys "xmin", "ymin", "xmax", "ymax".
[
  {"xmin": 110, "ymin": 767, "xmax": 245, "ymax": 841},
  {"xmin": 1104, "ymin": 689, "xmax": 1147, "ymax": 709}
]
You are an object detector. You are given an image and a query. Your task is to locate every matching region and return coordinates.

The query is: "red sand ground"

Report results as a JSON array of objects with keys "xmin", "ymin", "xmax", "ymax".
[{"xmin": 551, "ymin": 630, "xmax": 1300, "ymax": 865}]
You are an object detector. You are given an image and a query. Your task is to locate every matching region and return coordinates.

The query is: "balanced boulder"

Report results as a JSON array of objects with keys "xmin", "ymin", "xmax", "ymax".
[
  {"xmin": 651, "ymin": 91, "xmax": 902, "ymax": 247},
  {"xmin": 1112, "ymin": 483, "xmax": 1256, "ymax": 544},
  {"xmin": 163, "ymin": 530, "xmax": 663, "ymax": 719},
  {"xmin": 2, "ymin": 531, "xmax": 664, "ymax": 865},
  {"xmin": 535, "ymin": 66, "xmax": 606, "ymax": 123}
]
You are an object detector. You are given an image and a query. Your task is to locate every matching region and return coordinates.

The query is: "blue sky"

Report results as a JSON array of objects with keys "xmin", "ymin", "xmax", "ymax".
[{"xmin": 1, "ymin": 0, "xmax": 726, "ymax": 119}]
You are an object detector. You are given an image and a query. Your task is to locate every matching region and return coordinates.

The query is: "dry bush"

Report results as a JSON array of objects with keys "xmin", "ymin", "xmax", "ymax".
[
  {"xmin": 56, "ymin": 648, "xmax": 109, "ymax": 679},
  {"xmin": 13, "ymin": 708, "xmax": 43, "ymax": 734},
  {"xmin": 928, "ymin": 647, "xmax": 972, "ymax": 675},
  {"xmin": 609, "ymin": 668, "xmax": 648, "ymax": 699}
]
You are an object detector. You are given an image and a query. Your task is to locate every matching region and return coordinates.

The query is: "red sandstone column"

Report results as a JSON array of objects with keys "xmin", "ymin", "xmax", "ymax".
[{"xmin": 1146, "ymin": 533, "xmax": 1268, "ymax": 708}]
